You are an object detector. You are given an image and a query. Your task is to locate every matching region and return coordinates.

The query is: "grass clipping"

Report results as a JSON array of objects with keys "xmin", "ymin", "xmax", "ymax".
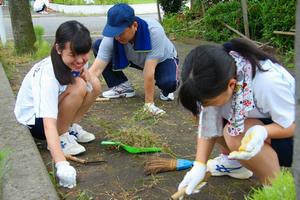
[{"xmin": 105, "ymin": 125, "xmax": 163, "ymax": 148}]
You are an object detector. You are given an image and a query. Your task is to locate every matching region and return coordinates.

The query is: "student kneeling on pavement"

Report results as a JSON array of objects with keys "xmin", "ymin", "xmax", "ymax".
[
  {"xmin": 90, "ymin": 3, "xmax": 179, "ymax": 116},
  {"xmin": 14, "ymin": 21, "xmax": 101, "ymax": 188},
  {"xmin": 177, "ymin": 38, "xmax": 295, "ymax": 196}
]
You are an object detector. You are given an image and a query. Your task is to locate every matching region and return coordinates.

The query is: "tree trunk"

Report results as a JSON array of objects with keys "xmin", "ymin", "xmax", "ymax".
[
  {"xmin": 241, "ymin": 0, "xmax": 250, "ymax": 38},
  {"xmin": 294, "ymin": 0, "xmax": 300, "ymax": 198},
  {"xmin": 156, "ymin": 1, "xmax": 162, "ymax": 24},
  {"xmin": 8, "ymin": 0, "xmax": 36, "ymax": 54}
]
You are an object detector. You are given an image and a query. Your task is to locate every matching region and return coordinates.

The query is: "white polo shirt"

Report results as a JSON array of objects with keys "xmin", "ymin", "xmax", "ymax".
[{"xmin": 14, "ymin": 57, "xmax": 67, "ymax": 125}]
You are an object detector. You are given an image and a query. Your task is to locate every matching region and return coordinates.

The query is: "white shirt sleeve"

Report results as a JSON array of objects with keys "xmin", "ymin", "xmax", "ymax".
[
  {"xmin": 32, "ymin": 66, "xmax": 60, "ymax": 119},
  {"xmin": 252, "ymin": 61, "xmax": 295, "ymax": 128}
]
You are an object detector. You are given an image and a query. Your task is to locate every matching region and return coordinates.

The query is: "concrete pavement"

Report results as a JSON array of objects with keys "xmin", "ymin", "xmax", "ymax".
[{"xmin": 0, "ymin": 63, "xmax": 59, "ymax": 200}]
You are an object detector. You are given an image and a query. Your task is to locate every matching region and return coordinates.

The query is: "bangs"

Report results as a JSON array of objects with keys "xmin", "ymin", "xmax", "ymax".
[{"xmin": 70, "ymin": 31, "xmax": 91, "ymax": 55}]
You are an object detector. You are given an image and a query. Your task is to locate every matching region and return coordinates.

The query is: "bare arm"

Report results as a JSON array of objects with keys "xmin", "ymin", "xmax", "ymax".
[
  {"xmin": 265, "ymin": 122, "xmax": 295, "ymax": 139},
  {"xmin": 43, "ymin": 118, "xmax": 66, "ymax": 163},
  {"xmin": 89, "ymin": 58, "xmax": 108, "ymax": 78},
  {"xmin": 143, "ymin": 59, "xmax": 158, "ymax": 103},
  {"xmin": 195, "ymin": 137, "xmax": 217, "ymax": 163}
]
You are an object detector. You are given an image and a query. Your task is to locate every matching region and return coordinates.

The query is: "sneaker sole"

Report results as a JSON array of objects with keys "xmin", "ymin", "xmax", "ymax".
[
  {"xmin": 209, "ymin": 169, "xmax": 253, "ymax": 179},
  {"xmin": 77, "ymin": 137, "xmax": 96, "ymax": 143},
  {"xmin": 160, "ymin": 97, "xmax": 174, "ymax": 101},
  {"xmin": 63, "ymin": 149, "xmax": 86, "ymax": 156},
  {"xmin": 102, "ymin": 92, "xmax": 135, "ymax": 98}
]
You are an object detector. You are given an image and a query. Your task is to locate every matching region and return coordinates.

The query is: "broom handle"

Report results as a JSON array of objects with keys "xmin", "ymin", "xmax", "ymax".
[
  {"xmin": 170, "ymin": 172, "xmax": 211, "ymax": 200},
  {"xmin": 65, "ymin": 154, "xmax": 86, "ymax": 164}
]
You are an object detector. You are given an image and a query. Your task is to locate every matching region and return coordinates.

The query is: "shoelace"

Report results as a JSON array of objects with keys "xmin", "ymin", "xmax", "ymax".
[
  {"xmin": 67, "ymin": 134, "xmax": 78, "ymax": 144},
  {"xmin": 112, "ymin": 83, "xmax": 131, "ymax": 92}
]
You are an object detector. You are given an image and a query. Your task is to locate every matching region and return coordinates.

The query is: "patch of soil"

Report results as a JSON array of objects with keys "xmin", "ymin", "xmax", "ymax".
[{"xmin": 11, "ymin": 40, "xmax": 259, "ymax": 200}]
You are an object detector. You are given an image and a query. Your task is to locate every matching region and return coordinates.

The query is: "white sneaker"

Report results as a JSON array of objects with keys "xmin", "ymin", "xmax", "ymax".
[
  {"xmin": 69, "ymin": 123, "xmax": 95, "ymax": 143},
  {"xmin": 159, "ymin": 91, "xmax": 174, "ymax": 101},
  {"xmin": 207, "ymin": 154, "xmax": 253, "ymax": 179},
  {"xmin": 60, "ymin": 132, "xmax": 86, "ymax": 155},
  {"xmin": 102, "ymin": 81, "xmax": 135, "ymax": 98}
]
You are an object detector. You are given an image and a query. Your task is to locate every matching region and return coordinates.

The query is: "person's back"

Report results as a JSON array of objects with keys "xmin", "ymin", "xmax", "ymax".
[{"xmin": 33, "ymin": 0, "xmax": 49, "ymax": 13}]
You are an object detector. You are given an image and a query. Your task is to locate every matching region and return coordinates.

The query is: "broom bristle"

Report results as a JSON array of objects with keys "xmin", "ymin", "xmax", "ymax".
[{"xmin": 144, "ymin": 157, "xmax": 177, "ymax": 175}]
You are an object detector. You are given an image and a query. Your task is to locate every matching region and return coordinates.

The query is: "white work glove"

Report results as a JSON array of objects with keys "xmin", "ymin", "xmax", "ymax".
[
  {"xmin": 178, "ymin": 161, "xmax": 207, "ymax": 195},
  {"xmin": 228, "ymin": 125, "xmax": 268, "ymax": 160},
  {"xmin": 55, "ymin": 161, "xmax": 77, "ymax": 188},
  {"xmin": 143, "ymin": 103, "xmax": 166, "ymax": 115}
]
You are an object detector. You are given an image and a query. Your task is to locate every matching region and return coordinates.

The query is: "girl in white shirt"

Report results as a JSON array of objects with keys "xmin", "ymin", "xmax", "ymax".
[
  {"xmin": 177, "ymin": 38, "xmax": 295, "ymax": 196},
  {"xmin": 14, "ymin": 20, "xmax": 101, "ymax": 188}
]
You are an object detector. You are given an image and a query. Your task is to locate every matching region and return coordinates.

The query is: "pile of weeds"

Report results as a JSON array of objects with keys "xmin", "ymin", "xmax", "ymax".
[{"xmin": 103, "ymin": 108, "xmax": 175, "ymax": 156}]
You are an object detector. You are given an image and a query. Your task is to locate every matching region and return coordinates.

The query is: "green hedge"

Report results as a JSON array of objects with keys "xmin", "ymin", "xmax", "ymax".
[{"xmin": 162, "ymin": 0, "xmax": 295, "ymax": 50}]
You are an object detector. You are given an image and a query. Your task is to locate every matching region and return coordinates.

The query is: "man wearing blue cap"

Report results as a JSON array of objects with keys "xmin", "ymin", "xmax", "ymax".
[{"xmin": 89, "ymin": 3, "xmax": 179, "ymax": 115}]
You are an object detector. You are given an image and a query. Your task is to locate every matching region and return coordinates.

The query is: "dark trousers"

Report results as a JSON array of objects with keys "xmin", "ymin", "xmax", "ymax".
[{"xmin": 92, "ymin": 39, "xmax": 179, "ymax": 95}]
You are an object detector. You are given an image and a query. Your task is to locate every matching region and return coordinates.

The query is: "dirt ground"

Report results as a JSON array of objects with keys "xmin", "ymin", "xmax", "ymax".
[{"xmin": 10, "ymin": 40, "xmax": 259, "ymax": 200}]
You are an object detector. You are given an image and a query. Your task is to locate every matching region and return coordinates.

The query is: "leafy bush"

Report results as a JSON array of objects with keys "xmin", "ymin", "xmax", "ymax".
[
  {"xmin": 260, "ymin": 0, "xmax": 295, "ymax": 50},
  {"xmin": 245, "ymin": 169, "xmax": 296, "ymax": 200},
  {"xmin": 162, "ymin": 12, "xmax": 204, "ymax": 40},
  {"xmin": 202, "ymin": 1, "xmax": 242, "ymax": 42},
  {"xmin": 158, "ymin": 0, "xmax": 185, "ymax": 14}
]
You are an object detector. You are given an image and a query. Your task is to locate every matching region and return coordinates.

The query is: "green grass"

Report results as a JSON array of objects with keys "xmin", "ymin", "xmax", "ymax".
[
  {"xmin": 0, "ymin": 150, "xmax": 9, "ymax": 196},
  {"xmin": 245, "ymin": 169, "xmax": 296, "ymax": 200},
  {"xmin": 0, "ymin": 26, "xmax": 50, "ymax": 80},
  {"xmin": 52, "ymin": 0, "xmax": 155, "ymax": 5}
]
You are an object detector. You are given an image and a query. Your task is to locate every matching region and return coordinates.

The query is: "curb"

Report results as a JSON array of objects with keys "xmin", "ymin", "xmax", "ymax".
[
  {"xmin": 49, "ymin": 3, "xmax": 163, "ymax": 15},
  {"xmin": 0, "ymin": 63, "xmax": 59, "ymax": 200}
]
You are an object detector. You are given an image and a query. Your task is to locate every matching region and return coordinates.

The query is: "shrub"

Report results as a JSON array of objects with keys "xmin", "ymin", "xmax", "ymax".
[
  {"xmin": 202, "ymin": 0, "xmax": 242, "ymax": 42},
  {"xmin": 158, "ymin": 0, "xmax": 185, "ymax": 15},
  {"xmin": 260, "ymin": 0, "xmax": 295, "ymax": 50}
]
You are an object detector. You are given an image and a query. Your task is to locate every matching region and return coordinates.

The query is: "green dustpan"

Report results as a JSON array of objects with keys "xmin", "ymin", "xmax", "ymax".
[{"xmin": 100, "ymin": 140, "xmax": 162, "ymax": 154}]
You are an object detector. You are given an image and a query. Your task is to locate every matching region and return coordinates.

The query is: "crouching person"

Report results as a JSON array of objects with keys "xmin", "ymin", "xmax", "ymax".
[{"xmin": 14, "ymin": 20, "xmax": 101, "ymax": 188}]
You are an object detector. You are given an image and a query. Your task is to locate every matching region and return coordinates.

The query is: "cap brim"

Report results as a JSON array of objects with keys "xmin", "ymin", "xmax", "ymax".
[{"xmin": 102, "ymin": 24, "xmax": 127, "ymax": 37}]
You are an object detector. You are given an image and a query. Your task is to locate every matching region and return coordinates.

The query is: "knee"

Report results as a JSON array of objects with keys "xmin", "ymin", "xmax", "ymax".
[
  {"xmin": 157, "ymin": 79, "xmax": 178, "ymax": 93},
  {"xmin": 69, "ymin": 78, "xmax": 87, "ymax": 98},
  {"xmin": 223, "ymin": 125, "xmax": 243, "ymax": 151},
  {"xmin": 92, "ymin": 39, "xmax": 102, "ymax": 57}
]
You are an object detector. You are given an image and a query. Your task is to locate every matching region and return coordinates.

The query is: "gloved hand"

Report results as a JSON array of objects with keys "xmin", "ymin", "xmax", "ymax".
[
  {"xmin": 143, "ymin": 103, "xmax": 166, "ymax": 115},
  {"xmin": 228, "ymin": 125, "xmax": 268, "ymax": 160},
  {"xmin": 55, "ymin": 161, "xmax": 77, "ymax": 188},
  {"xmin": 178, "ymin": 161, "xmax": 207, "ymax": 195}
]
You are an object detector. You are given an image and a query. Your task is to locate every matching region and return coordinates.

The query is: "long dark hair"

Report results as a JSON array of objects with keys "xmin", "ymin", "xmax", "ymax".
[
  {"xmin": 51, "ymin": 20, "xmax": 91, "ymax": 85},
  {"xmin": 178, "ymin": 38, "xmax": 278, "ymax": 116}
]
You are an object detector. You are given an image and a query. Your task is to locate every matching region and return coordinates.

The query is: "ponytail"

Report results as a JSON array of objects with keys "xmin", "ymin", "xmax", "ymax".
[{"xmin": 223, "ymin": 38, "xmax": 278, "ymax": 78}]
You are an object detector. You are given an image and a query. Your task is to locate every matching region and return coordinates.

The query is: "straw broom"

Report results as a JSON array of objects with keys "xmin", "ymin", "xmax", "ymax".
[{"xmin": 144, "ymin": 157, "xmax": 194, "ymax": 175}]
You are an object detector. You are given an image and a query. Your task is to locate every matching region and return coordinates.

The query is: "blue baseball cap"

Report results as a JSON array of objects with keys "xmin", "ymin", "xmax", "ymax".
[{"xmin": 102, "ymin": 3, "xmax": 135, "ymax": 37}]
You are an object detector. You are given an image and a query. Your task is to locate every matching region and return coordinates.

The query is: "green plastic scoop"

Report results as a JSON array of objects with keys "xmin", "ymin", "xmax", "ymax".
[{"xmin": 100, "ymin": 140, "xmax": 162, "ymax": 154}]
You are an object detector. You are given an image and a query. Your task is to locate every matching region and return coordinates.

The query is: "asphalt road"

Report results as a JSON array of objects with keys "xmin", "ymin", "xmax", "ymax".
[{"xmin": 1, "ymin": 5, "xmax": 158, "ymax": 40}]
